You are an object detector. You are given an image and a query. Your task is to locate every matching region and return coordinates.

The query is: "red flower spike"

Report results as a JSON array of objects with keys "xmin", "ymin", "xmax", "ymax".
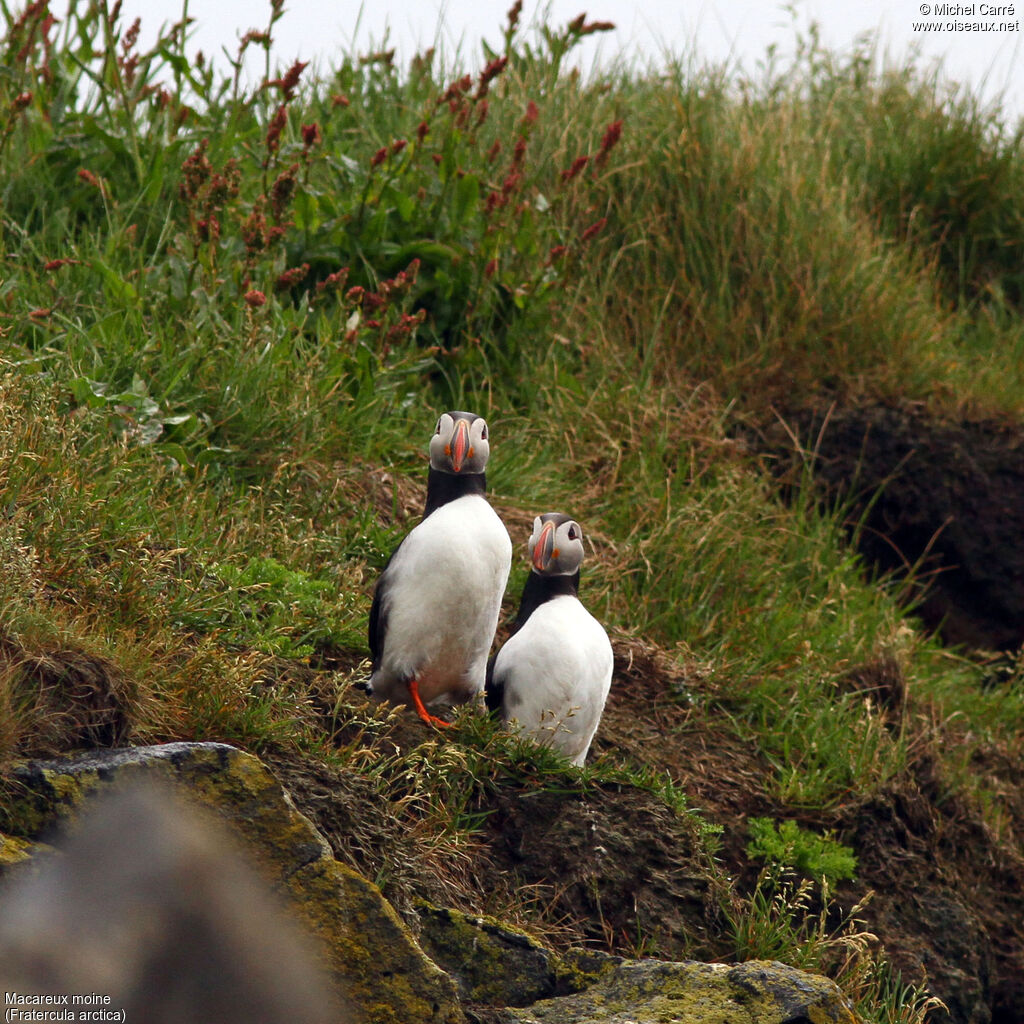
[
  {"xmin": 274, "ymin": 263, "xmax": 309, "ymax": 291},
  {"xmin": 560, "ymin": 155, "xmax": 589, "ymax": 181},
  {"xmin": 315, "ymin": 267, "xmax": 350, "ymax": 294},
  {"xmin": 122, "ymin": 18, "xmax": 141, "ymax": 53},
  {"xmin": 244, "ymin": 290, "xmax": 267, "ymax": 307},
  {"xmin": 506, "ymin": 0, "xmax": 523, "ymax": 33},
  {"xmin": 265, "ymin": 103, "xmax": 288, "ymax": 153},
  {"xmin": 197, "ymin": 215, "xmax": 221, "ymax": 243},
  {"xmin": 269, "ymin": 163, "xmax": 299, "ymax": 221},
  {"xmin": 278, "ymin": 59, "xmax": 307, "ymax": 99},
  {"xmin": 523, "ymin": 100, "xmax": 538, "ymax": 124},
  {"xmin": 581, "ymin": 217, "xmax": 607, "ymax": 242},
  {"xmin": 596, "ymin": 119, "xmax": 623, "ymax": 164},
  {"xmin": 241, "ymin": 201, "xmax": 269, "ymax": 254},
  {"xmin": 476, "ymin": 55, "xmax": 507, "ymax": 97},
  {"xmin": 370, "ymin": 147, "xmax": 387, "ymax": 168},
  {"xmin": 438, "ymin": 74, "xmax": 473, "ymax": 105},
  {"xmin": 301, "ymin": 123, "xmax": 321, "ymax": 148}
]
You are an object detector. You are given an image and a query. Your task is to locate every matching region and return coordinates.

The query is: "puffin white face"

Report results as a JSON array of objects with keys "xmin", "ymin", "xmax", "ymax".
[
  {"xmin": 529, "ymin": 513, "xmax": 585, "ymax": 576},
  {"xmin": 429, "ymin": 411, "xmax": 490, "ymax": 475}
]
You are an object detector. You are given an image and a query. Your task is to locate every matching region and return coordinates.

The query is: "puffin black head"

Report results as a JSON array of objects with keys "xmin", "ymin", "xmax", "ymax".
[
  {"xmin": 429, "ymin": 411, "xmax": 490, "ymax": 476},
  {"xmin": 529, "ymin": 512, "xmax": 585, "ymax": 577}
]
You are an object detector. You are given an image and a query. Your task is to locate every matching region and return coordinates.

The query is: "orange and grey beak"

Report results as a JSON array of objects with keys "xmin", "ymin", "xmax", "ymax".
[
  {"xmin": 448, "ymin": 418, "xmax": 471, "ymax": 473},
  {"xmin": 532, "ymin": 520, "xmax": 556, "ymax": 572}
]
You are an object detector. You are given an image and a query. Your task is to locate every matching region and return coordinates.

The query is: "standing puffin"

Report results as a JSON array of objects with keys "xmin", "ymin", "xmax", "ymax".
[
  {"xmin": 367, "ymin": 411, "xmax": 512, "ymax": 728},
  {"xmin": 486, "ymin": 513, "xmax": 613, "ymax": 765}
]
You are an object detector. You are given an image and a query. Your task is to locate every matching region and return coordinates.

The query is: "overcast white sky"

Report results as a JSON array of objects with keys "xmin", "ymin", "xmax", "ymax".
[{"xmin": 86, "ymin": 0, "xmax": 1024, "ymax": 124}]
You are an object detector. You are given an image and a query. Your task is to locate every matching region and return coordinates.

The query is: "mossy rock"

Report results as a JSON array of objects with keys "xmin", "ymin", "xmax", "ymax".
[
  {"xmin": 479, "ymin": 958, "xmax": 859, "ymax": 1024},
  {"xmin": 0, "ymin": 833, "xmax": 45, "ymax": 873},
  {"xmin": 417, "ymin": 903, "xmax": 622, "ymax": 1007},
  {"xmin": 4, "ymin": 742, "xmax": 463, "ymax": 1024}
]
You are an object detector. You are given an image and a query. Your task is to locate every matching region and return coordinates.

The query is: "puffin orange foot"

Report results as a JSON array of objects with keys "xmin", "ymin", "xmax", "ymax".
[{"xmin": 409, "ymin": 678, "xmax": 452, "ymax": 730}]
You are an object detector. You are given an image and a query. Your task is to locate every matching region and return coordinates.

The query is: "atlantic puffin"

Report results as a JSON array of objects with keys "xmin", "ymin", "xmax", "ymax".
[
  {"xmin": 486, "ymin": 513, "xmax": 613, "ymax": 765},
  {"xmin": 367, "ymin": 411, "xmax": 512, "ymax": 727}
]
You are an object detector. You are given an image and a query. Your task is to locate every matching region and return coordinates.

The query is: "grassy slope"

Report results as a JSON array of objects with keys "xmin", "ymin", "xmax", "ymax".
[{"xmin": 2, "ymin": 3, "xmax": 1024, "ymax": 1020}]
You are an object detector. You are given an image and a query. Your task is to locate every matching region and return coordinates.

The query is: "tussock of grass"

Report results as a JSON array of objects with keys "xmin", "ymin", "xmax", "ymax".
[{"xmin": 2, "ymin": 3, "xmax": 1023, "ymax": 1020}]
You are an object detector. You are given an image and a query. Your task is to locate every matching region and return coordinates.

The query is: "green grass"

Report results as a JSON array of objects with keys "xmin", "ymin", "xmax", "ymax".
[{"xmin": 2, "ymin": 2, "xmax": 1023, "ymax": 1019}]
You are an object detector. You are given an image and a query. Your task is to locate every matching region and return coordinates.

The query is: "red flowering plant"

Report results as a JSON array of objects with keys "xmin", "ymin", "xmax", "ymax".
[
  {"xmin": 285, "ymin": 2, "xmax": 621, "ymax": 386},
  {"xmin": 0, "ymin": 0, "xmax": 624, "ymax": 464}
]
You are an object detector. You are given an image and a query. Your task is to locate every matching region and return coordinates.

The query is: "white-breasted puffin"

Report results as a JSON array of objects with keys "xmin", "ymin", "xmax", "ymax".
[
  {"xmin": 367, "ymin": 411, "xmax": 512, "ymax": 728},
  {"xmin": 486, "ymin": 513, "xmax": 613, "ymax": 765}
]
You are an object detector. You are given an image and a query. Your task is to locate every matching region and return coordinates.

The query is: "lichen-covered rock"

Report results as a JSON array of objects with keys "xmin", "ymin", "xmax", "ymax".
[
  {"xmin": 417, "ymin": 903, "xmax": 621, "ymax": 1007},
  {"xmin": 477, "ymin": 958, "xmax": 859, "ymax": 1024},
  {"xmin": 3, "ymin": 742, "xmax": 464, "ymax": 1024},
  {"xmin": 0, "ymin": 833, "xmax": 43, "ymax": 871}
]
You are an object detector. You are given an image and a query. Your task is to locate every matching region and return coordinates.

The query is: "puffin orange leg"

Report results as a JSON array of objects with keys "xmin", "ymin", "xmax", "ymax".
[{"xmin": 408, "ymin": 678, "xmax": 452, "ymax": 729}]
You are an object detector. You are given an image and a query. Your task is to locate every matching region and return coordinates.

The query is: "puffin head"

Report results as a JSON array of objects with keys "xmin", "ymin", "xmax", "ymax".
[
  {"xmin": 429, "ymin": 411, "xmax": 490, "ymax": 475},
  {"xmin": 529, "ymin": 512, "xmax": 585, "ymax": 576}
]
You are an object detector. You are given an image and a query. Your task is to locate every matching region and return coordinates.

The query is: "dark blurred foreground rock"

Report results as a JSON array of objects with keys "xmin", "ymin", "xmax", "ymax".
[
  {"xmin": 0, "ymin": 743, "xmax": 861, "ymax": 1024},
  {"xmin": 0, "ymin": 742, "xmax": 462, "ymax": 1024},
  {"xmin": 0, "ymin": 781, "xmax": 342, "ymax": 1024}
]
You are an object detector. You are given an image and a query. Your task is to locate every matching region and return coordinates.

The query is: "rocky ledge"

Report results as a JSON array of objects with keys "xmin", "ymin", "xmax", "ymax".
[{"xmin": 0, "ymin": 742, "xmax": 859, "ymax": 1024}]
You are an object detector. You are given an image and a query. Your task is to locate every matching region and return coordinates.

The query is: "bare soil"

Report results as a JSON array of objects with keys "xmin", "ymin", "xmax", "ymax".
[{"xmin": 750, "ymin": 402, "xmax": 1024, "ymax": 651}]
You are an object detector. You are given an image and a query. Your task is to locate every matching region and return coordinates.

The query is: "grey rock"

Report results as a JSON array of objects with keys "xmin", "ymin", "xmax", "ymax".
[{"xmin": 474, "ymin": 957, "xmax": 859, "ymax": 1024}]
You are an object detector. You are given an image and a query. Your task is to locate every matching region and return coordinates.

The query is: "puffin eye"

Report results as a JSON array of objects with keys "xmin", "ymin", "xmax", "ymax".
[
  {"xmin": 435, "ymin": 418, "xmax": 443, "ymax": 434},
  {"xmin": 480, "ymin": 423, "xmax": 488, "ymax": 440},
  {"xmin": 567, "ymin": 526, "xmax": 578, "ymax": 540}
]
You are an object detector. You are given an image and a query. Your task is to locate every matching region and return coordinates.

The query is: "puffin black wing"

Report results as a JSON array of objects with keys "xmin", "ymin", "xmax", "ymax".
[
  {"xmin": 484, "ymin": 653, "xmax": 504, "ymax": 714},
  {"xmin": 368, "ymin": 539, "xmax": 405, "ymax": 673}
]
